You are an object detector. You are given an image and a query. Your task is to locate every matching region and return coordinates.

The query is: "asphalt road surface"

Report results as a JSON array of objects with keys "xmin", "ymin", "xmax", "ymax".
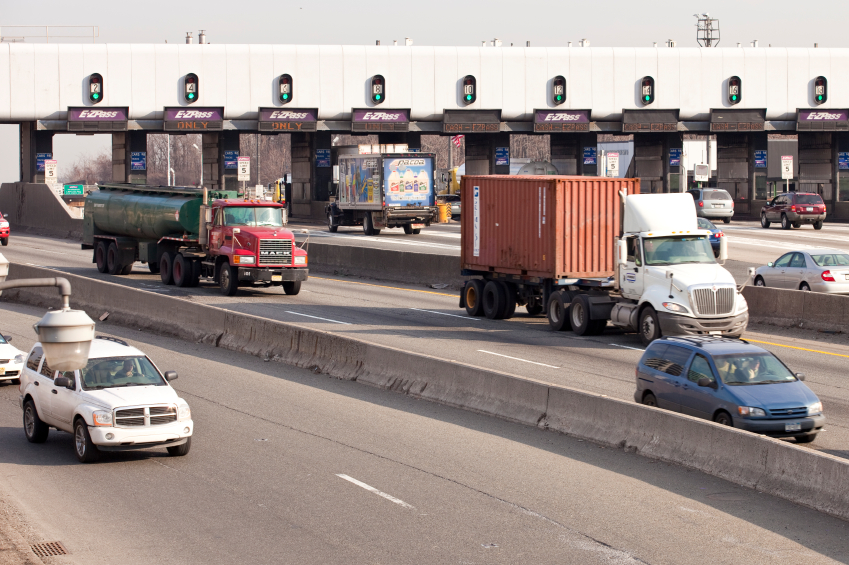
[
  {"xmin": 2, "ymin": 232, "xmax": 849, "ymax": 464},
  {"xmin": 1, "ymin": 303, "xmax": 848, "ymax": 565}
]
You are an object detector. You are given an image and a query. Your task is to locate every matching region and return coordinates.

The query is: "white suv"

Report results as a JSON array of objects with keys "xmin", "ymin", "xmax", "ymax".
[
  {"xmin": 0, "ymin": 333, "xmax": 25, "ymax": 385},
  {"xmin": 19, "ymin": 336, "xmax": 193, "ymax": 463}
]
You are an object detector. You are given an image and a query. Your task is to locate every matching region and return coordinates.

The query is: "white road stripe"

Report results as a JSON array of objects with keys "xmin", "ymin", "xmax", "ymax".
[
  {"xmin": 298, "ymin": 231, "xmax": 460, "ymax": 250},
  {"xmin": 611, "ymin": 344, "xmax": 645, "ymax": 352},
  {"xmin": 409, "ymin": 307, "xmax": 479, "ymax": 320},
  {"xmin": 284, "ymin": 311, "xmax": 352, "ymax": 325},
  {"xmin": 477, "ymin": 350, "xmax": 559, "ymax": 368},
  {"xmin": 336, "ymin": 474, "xmax": 415, "ymax": 509}
]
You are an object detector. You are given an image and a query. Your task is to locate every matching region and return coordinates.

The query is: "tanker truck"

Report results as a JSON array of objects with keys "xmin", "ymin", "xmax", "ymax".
[{"xmin": 82, "ymin": 183, "xmax": 308, "ymax": 296}]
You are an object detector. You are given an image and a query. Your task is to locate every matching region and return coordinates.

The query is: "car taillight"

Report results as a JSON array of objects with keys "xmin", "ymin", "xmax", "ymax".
[
  {"xmin": 715, "ymin": 232, "xmax": 723, "ymax": 238},
  {"xmin": 699, "ymin": 201, "xmax": 704, "ymax": 207},
  {"xmin": 790, "ymin": 205, "xmax": 796, "ymax": 212},
  {"xmin": 822, "ymin": 270, "xmax": 835, "ymax": 282}
]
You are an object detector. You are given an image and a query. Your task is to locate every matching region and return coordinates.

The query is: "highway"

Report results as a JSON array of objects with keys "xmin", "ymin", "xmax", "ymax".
[
  {"xmin": 2, "ymin": 230, "xmax": 849, "ymax": 465},
  {"xmin": 1, "ymin": 302, "xmax": 848, "ymax": 564}
]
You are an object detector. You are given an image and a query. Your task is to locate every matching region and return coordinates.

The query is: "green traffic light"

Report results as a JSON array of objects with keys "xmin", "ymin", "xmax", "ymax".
[
  {"xmin": 818, "ymin": 95, "xmax": 823, "ymax": 101},
  {"xmin": 645, "ymin": 95, "xmax": 650, "ymax": 101},
  {"xmin": 556, "ymin": 95, "xmax": 562, "ymax": 101},
  {"xmin": 466, "ymin": 94, "xmax": 472, "ymax": 101},
  {"xmin": 188, "ymin": 93, "xmax": 195, "ymax": 99},
  {"xmin": 732, "ymin": 95, "xmax": 737, "ymax": 101},
  {"xmin": 375, "ymin": 94, "xmax": 381, "ymax": 100},
  {"xmin": 283, "ymin": 93, "xmax": 289, "ymax": 100},
  {"xmin": 92, "ymin": 93, "xmax": 100, "ymax": 100}
]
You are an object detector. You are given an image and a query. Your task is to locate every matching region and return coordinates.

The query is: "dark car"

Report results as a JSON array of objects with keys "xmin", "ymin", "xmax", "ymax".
[
  {"xmin": 760, "ymin": 192, "xmax": 825, "ymax": 230},
  {"xmin": 634, "ymin": 336, "xmax": 824, "ymax": 443},
  {"xmin": 687, "ymin": 188, "xmax": 734, "ymax": 223},
  {"xmin": 697, "ymin": 217, "xmax": 723, "ymax": 257}
]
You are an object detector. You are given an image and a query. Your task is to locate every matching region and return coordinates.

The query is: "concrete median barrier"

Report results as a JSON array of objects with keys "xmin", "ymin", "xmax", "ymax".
[
  {"xmin": 0, "ymin": 183, "xmax": 84, "ymax": 240},
  {"xmin": 3, "ymin": 262, "xmax": 849, "ymax": 521},
  {"xmin": 743, "ymin": 285, "xmax": 849, "ymax": 332}
]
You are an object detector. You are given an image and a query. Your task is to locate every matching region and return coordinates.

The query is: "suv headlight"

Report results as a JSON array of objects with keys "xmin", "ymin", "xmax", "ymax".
[
  {"xmin": 13, "ymin": 354, "xmax": 24, "ymax": 364},
  {"xmin": 294, "ymin": 255, "xmax": 307, "ymax": 265},
  {"xmin": 662, "ymin": 302, "xmax": 689, "ymax": 314},
  {"xmin": 92, "ymin": 410, "xmax": 113, "ymax": 426},
  {"xmin": 177, "ymin": 404, "xmax": 192, "ymax": 421},
  {"xmin": 808, "ymin": 402, "xmax": 822, "ymax": 416},
  {"xmin": 738, "ymin": 406, "xmax": 766, "ymax": 417}
]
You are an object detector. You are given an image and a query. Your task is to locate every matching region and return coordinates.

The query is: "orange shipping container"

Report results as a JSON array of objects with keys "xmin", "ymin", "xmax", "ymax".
[{"xmin": 460, "ymin": 176, "xmax": 640, "ymax": 279}]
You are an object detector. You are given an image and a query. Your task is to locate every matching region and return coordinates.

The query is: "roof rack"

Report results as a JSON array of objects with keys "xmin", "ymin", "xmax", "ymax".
[
  {"xmin": 664, "ymin": 335, "xmax": 748, "ymax": 346},
  {"xmin": 95, "ymin": 335, "xmax": 129, "ymax": 347}
]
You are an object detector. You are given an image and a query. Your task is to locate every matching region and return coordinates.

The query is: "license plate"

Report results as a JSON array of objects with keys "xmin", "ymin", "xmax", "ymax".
[
  {"xmin": 806, "ymin": 207, "xmax": 813, "ymax": 212},
  {"xmin": 712, "ymin": 203, "xmax": 723, "ymax": 208},
  {"xmin": 0, "ymin": 368, "xmax": 4, "ymax": 375},
  {"xmin": 785, "ymin": 423, "xmax": 802, "ymax": 432},
  {"xmin": 709, "ymin": 331, "xmax": 722, "ymax": 335},
  {"xmin": 412, "ymin": 223, "xmax": 425, "ymax": 229},
  {"xmin": 271, "ymin": 275, "xmax": 282, "ymax": 282}
]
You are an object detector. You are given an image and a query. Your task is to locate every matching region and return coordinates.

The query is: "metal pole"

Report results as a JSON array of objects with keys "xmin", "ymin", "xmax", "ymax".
[
  {"xmin": 199, "ymin": 141, "xmax": 203, "ymax": 188},
  {"xmin": 257, "ymin": 133, "xmax": 261, "ymax": 187},
  {"xmin": 167, "ymin": 135, "xmax": 171, "ymax": 185},
  {"xmin": 0, "ymin": 277, "xmax": 72, "ymax": 310}
]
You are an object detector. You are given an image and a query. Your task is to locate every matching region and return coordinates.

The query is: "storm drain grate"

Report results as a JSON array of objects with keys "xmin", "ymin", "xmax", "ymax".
[{"xmin": 30, "ymin": 541, "xmax": 68, "ymax": 557}]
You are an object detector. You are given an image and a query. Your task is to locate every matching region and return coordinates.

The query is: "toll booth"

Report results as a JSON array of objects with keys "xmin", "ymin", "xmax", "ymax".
[
  {"xmin": 710, "ymin": 109, "xmax": 766, "ymax": 217},
  {"xmin": 623, "ymin": 110, "xmax": 680, "ymax": 193}
]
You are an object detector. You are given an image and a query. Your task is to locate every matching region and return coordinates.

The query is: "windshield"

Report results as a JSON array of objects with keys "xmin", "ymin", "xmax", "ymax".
[
  {"xmin": 643, "ymin": 236, "xmax": 716, "ymax": 266},
  {"xmin": 707, "ymin": 190, "xmax": 732, "ymax": 200},
  {"xmin": 224, "ymin": 207, "xmax": 283, "ymax": 227},
  {"xmin": 714, "ymin": 353, "xmax": 797, "ymax": 385},
  {"xmin": 810, "ymin": 253, "xmax": 849, "ymax": 267},
  {"xmin": 796, "ymin": 194, "xmax": 823, "ymax": 205},
  {"xmin": 0, "ymin": 334, "xmax": 6, "ymax": 344},
  {"xmin": 697, "ymin": 218, "xmax": 716, "ymax": 230},
  {"xmin": 80, "ymin": 356, "xmax": 166, "ymax": 390}
]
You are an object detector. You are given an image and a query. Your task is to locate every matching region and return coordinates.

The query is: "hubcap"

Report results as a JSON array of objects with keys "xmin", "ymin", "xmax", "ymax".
[
  {"xmin": 756, "ymin": 279, "xmax": 764, "ymax": 286},
  {"xmin": 466, "ymin": 286, "xmax": 477, "ymax": 309},
  {"xmin": 221, "ymin": 269, "xmax": 230, "ymax": 289},
  {"xmin": 24, "ymin": 407, "xmax": 34, "ymax": 436},
  {"xmin": 572, "ymin": 303, "xmax": 584, "ymax": 327},
  {"xmin": 75, "ymin": 425, "xmax": 85, "ymax": 455},
  {"xmin": 642, "ymin": 315, "xmax": 655, "ymax": 338},
  {"xmin": 550, "ymin": 301, "xmax": 561, "ymax": 323}
]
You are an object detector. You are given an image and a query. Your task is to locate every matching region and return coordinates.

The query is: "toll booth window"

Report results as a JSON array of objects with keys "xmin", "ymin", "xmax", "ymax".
[{"xmin": 223, "ymin": 207, "xmax": 284, "ymax": 227}]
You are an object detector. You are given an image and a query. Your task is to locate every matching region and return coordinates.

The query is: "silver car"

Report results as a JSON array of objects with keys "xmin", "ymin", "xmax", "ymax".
[
  {"xmin": 687, "ymin": 188, "xmax": 734, "ymax": 223},
  {"xmin": 753, "ymin": 249, "xmax": 849, "ymax": 293}
]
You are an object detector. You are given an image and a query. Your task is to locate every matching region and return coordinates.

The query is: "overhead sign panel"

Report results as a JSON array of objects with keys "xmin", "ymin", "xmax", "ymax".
[
  {"xmin": 710, "ymin": 108, "xmax": 765, "ymax": 132},
  {"xmin": 67, "ymin": 107, "xmax": 128, "ymax": 132},
  {"xmin": 796, "ymin": 109, "xmax": 849, "ymax": 131},
  {"xmin": 352, "ymin": 108, "xmax": 410, "ymax": 132},
  {"xmin": 163, "ymin": 107, "xmax": 224, "ymax": 132},
  {"xmin": 443, "ymin": 109, "xmax": 501, "ymax": 133},
  {"xmin": 533, "ymin": 109, "xmax": 590, "ymax": 132},
  {"xmin": 622, "ymin": 109, "xmax": 679, "ymax": 132},
  {"xmin": 258, "ymin": 107, "xmax": 317, "ymax": 132}
]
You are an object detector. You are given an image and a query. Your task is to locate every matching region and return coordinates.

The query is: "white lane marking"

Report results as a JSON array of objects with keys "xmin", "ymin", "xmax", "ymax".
[
  {"xmin": 477, "ymin": 350, "xmax": 559, "ymax": 368},
  {"xmin": 284, "ymin": 311, "xmax": 352, "ymax": 325},
  {"xmin": 611, "ymin": 344, "xmax": 645, "ymax": 352},
  {"xmin": 409, "ymin": 307, "xmax": 479, "ymax": 320},
  {"xmin": 726, "ymin": 236, "xmax": 838, "ymax": 251},
  {"xmin": 297, "ymin": 231, "xmax": 460, "ymax": 251},
  {"xmin": 336, "ymin": 474, "xmax": 415, "ymax": 509}
]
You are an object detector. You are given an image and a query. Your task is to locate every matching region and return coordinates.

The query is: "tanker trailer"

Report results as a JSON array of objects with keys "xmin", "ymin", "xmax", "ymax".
[{"xmin": 83, "ymin": 183, "xmax": 308, "ymax": 296}]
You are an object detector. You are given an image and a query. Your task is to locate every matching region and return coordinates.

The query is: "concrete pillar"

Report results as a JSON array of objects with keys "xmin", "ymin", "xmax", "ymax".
[
  {"xmin": 837, "ymin": 133, "xmax": 849, "ymax": 218},
  {"xmin": 798, "ymin": 132, "xmax": 834, "ymax": 211},
  {"xmin": 749, "ymin": 132, "xmax": 768, "ymax": 212},
  {"xmin": 716, "ymin": 133, "xmax": 751, "ymax": 213},
  {"xmin": 201, "ymin": 133, "xmax": 221, "ymax": 192},
  {"xmin": 218, "ymin": 131, "xmax": 239, "ymax": 192},
  {"xmin": 112, "ymin": 131, "xmax": 148, "ymax": 184},
  {"xmin": 663, "ymin": 133, "xmax": 683, "ymax": 193},
  {"xmin": 577, "ymin": 132, "xmax": 598, "ymax": 177},
  {"xmin": 20, "ymin": 122, "xmax": 53, "ymax": 183},
  {"xmin": 550, "ymin": 134, "xmax": 579, "ymax": 175},
  {"xmin": 290, "ymin": 131, "xmax": 331, "ymax": 218},
  {"xmin": 633, "ymin": 134, "xmax": 663, "ymax": 192}
]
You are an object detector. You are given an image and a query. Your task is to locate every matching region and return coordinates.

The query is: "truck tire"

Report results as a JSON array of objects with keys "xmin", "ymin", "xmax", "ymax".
[
  {"xmin": 363, "ymin": 213, "xmax": 381, "ymax": 236},
  {"xmin": 160, "ymin": 252, "xmax": 175, "ymax": 285},
  {"xmin": 120, "ymin": 263, "xmax": 134, "ymax": 275},
  {"xmin": 403, "ymin": 224, "xmax": 413, "ymax": 234},
  {"xmin": 173, "ymin": 254, "xmax": 193, "ymax": 287},
  {"xmin": 569, "ymin": 295, "xmax": 607, "ymax": 336},
  {"xmin": 412, "ymin": 228, "xmax": 421, "ymax": 234},
  {"xmin": 95, "ymin": 241, "xmax": 108, "ymax": 273},
  {"xmin": 482, "ymin": 280, "xmax": 508, "ymax": 319},
  {"xmin": 547, "ymin": 292, "xmax": 572, "ymax": 332},
  {"xmin": 501, "ymin": 282, "xmax": 517, "ymax": 320},
  {"xmin": 23, "ymin": 400, "xmax": 49, "ymax": 444},
  {"xmin": 147, "ymin": 261, "xmax": 160, "ymax": 274},
  {"xmin": 525, "ymin": 298, "xmax": 543, "ymax": 317},
  {"xmin": 283, "ymin": 280, "xmax": 301, "ymax": 295},
  {"xmin": 106, "ymin": 242, "xmax": 124, "ymax": 275},
  {"xmin": 327, "ymin": 212, "xmax": 338, "ymax": 233},
  {"xmin": 219, "ymin": 263, "xmax": 239, "ymax": 296},
  {"xmin": 639, "ymin": 306, "xmax": 662, "ymax": 346},
  {"xmin": 464, "ymin": 280, "xmax": 484, "ymax": 317},
  {"xmin": 189, "ymin": 260, "xmax": 201, "ymax": 287}
]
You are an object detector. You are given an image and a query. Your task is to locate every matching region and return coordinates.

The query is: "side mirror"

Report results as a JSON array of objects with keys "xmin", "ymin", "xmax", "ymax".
[
  {"xmin": 767, "ymin": 262, "xmax": 774, "ymax": 268},
  {"xmin": 3, "ymin": 336, "xmax": 10, "ymax": 342},
  {"xmin": 164, "ymin": 371, "xmax": 178, "ymax": 382},
  {"xmin": 795, "ymin": 372, "xmax": 806, "ymax": 381},
  {"xmin": 697, "ymin": 377, "xmax": 716, "ymax": 388},
  {"xmin": 54, "ymin": 376, "xmax": 73, "ymax": 389},
  {"xmin": 617, "ymin": 240, "xmax": 627, "ymax": 264}
]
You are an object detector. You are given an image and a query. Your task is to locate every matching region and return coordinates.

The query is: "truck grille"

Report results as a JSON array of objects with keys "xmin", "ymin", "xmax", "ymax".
[
  {"xmin": 691, "ymin": 286, "xmax": 735, "ymax": 316},
  {"xmin": 114, "ymin": 405, "xmax": 177, "ymax": 428},
  {"xmin": 258, "ymin": 239, "xmax": 292, "ymax": 266}
]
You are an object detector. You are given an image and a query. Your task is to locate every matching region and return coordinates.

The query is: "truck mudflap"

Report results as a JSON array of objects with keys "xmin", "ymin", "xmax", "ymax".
[
  {"xmin": 238, "ymin": 267, "xmax": 309, "ymax": 283},
  {"xmin": 657, "ymin": 311, "xmax": 749, "ymax": 338}
]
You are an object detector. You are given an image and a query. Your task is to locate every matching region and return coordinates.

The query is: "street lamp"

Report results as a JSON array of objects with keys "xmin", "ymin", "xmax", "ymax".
[
  {"xmin": 0, "ymin": 256, "xmax": 95, "ymax": 371},
  {"xmin": 192, "ymin": 143, "xmax": 203, "ymax": 187}
]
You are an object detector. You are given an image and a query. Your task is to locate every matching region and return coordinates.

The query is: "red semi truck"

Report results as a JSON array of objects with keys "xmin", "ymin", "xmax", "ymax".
[{"xmin": 83, "ymin": 184, "xmax": 308, "ymax": 296}]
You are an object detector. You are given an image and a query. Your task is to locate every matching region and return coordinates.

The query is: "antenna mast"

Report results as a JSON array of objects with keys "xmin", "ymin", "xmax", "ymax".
[{"xmin": 694, "ymin": 14, "xmax": 720, "ymax": 47}]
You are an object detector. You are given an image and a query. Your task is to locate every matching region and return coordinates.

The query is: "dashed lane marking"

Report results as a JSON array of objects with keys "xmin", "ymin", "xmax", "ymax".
[
  {"xmin": 409, "ymin": 307, "xmax": 479, "ymax": 320},
  {"xmin": 283, "ymin": 311, "xmax": 352, "ymax": 325},
  {"xmin": 478, "ymin": 350, "xmax": 559, "ymax": 368},
  {"xmin": 336, "ymin": 474, "xmax": 415, "ymax": 510}
]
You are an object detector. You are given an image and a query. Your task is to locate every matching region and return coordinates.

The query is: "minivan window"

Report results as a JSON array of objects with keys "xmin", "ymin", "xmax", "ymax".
[
  {"xmin": 643, "ymin": 344, "xmax": 691, "ymax": 377},
  {"xmin": 714, "ymin": 353, "xmax": 797, "ymax": 385},
  {"xmin": 796, "ymin": 194, "xmax": 823, "ymax": 205},
  {"xmin": 707, "ymin": 190, "xmax": 732, "ymax": 200},
  {"xmin": 26, "ymin": 347, "xmax": 43, "ymax": 371},
  {"xmin": 688, "ymin": 354, "xmax": 715, "ymax": 384}
]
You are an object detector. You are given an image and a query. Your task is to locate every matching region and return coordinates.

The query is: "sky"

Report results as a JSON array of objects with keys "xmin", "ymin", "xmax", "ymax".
[{"xmin": 2, "ymin": 0, "xmax": 848, "ymax": 182}]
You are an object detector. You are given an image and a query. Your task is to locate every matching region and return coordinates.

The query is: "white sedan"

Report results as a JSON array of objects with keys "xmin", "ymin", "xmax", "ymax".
[
  {"xmin": 0, "ymin": 334, "xmax": 25, "ymax": 385},
  {"xmin": 753, "ymin": 249, "xmax": 849, "ymax": 293}
]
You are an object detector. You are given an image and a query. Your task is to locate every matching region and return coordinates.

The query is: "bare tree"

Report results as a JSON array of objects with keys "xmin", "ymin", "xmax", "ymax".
[{"xmin": 60, "ymin": 150, "xmax": 112, "ymax": 184}]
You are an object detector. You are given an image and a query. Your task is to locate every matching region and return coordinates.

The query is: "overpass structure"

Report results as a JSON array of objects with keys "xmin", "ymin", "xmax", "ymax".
[{"xmin": 3, "ymin": 43, "xmax": 849, "ymax": 218}]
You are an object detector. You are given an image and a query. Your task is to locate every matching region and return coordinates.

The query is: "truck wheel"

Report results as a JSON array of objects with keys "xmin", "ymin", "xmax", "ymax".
[
  {"xmin": 412, "ymin": 228, "xmax": 421, "ymax": 235},
  {"xmin": 283, "ymin": 280, "xmax": 301, "ymax": 295},
  {"xmin": 189, "ymin": 260, "xmax": 201, "ymax": 287},
  {"xmin": 160, "ymin": 252, "xmax": 175, "ymax": 285},
  {"xmin": 327, "ymin": 212, "xmax": 338, "ymax": 233},
  {"xmin": 639, "ymin": 306, "xmax": 662, "ymax": 346},
  {"xmin": 570, "ymin": 295, "xmax": 605, "ymax": 336},
  {"xmin": 501, "ymin": 282, "xmax": 517, "ymax": 320},
  {"xmin": 403, "ymin": 224, "xmax": 413, "ymax": 234},
  {"xmin": 482, "ymin": 280, "xmax": 507, "ymax": 320},
  {"xmin": 106, "ymin": 242, "xmax": 125, "ymax": 275},
  {"xmin": 464, "ymin": 280, "xmax": 484, "ymax": 316},
  {"xmin": 23, "ymin": 400, "xmax": 49, "ymax": 443},
  {"xmin": 120, "ymin": 263, "xmax": 134, "ymax": 275},
  {"xmin": 74, "ymin": 418, "xmax": 101, "ymax": 463},
  {"xmin": 814, "ymin": 220, "xmax": 823, "ymax": 230},
  {"xmin": 525, "ymin": 299, "xmax": 543, "ymax": 317},
  {"xmin": 547, "ymin": 292, "xmax": 572, "ymax": 331},
  {"xmin": 363, "ymin": 213, "xmax": 374, "ymax": 235},
  {"xmin": 95, "ymin": 241, "xmax": 108, "ymax": 273},
  {"xmin": 173, "ymin": 254, "xmax": 192, "ymax": 287},
  {"xmin": 148, "ymin": 261, "xmax": 160, "ymax": 274},
  {"xmin": 219, "ymin": 263, "xmax": 239, "ymax": 296}
]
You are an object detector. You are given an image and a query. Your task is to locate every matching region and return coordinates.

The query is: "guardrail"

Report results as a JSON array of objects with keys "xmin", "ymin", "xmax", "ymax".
[{"xmin": 3, "ymin": 262, "xmax": 848, "ymax": 521}]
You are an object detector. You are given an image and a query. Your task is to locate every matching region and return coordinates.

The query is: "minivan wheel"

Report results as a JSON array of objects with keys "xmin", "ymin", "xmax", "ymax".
[
  {"xmin": 714, "ymin": 411, "xmax": 733, "ymax": 427},
  {"xmin": 760, "ymin": 214, "xmax": 770, "ymax": 229},
  {"xmin": 781, "ymin": 214, "xmax": 791, "ymax": 230},
  {"xmin": 795, "ymin": 434, "xmax": 817, "ymax": 444},
  {"xmin": 800, "ymin": 282, "xmax": 811, "ymax": 291},
  {"xmin": 642, "ymin": 393, "xmax": 658, "ymax": 407},
  {"xmin": 723, "ymin": 217, "xmax": 731, "ymax": 224}
]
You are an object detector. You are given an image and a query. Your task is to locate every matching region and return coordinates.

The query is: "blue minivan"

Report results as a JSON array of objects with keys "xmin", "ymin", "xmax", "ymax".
[{"xmin": 634, "ymin": 336, "xmax": 824, "ymax": 443}]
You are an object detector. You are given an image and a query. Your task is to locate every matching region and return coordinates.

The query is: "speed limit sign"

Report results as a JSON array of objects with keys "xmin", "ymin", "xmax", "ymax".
[
  {"xmin": 44, "ymin": 159, "xmax": 58, "ymax": 184},
  {"xmin": 237, "ymin": 157, "xmax": 251, "ymax": 181}
]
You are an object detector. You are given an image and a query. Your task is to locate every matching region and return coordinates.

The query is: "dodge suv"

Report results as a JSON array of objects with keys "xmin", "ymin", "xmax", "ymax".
[
  {"xmin": 20, "ymin": 336, "xmax": 193, "ymax": 462},
  {"xmin": 760, "ymin": 192, "xmax": 825, "ymax": 230}
]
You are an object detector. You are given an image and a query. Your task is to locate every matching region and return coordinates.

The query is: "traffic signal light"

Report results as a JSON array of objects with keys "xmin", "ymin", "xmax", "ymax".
[
  {"xmin": 728, "ymin": 76, "xmax": 741, "ymax": 105},
  {"xmin": 89, "ymin": 73, "xmax": 103, "ymax": 104},
  {"xmin": 814, "ymin": 76, "xmax": 828, "ymax": 105},
  {"xmin": 552, "ymin": 75, "xmax": 566, "ymax": 105},
  {"xmin": 462, "ymin": 75, "xmax": 476, "ymax": 105},
  {"xmin": 371, "ymin": 75, "xmax": 385, "ymax": 104},
  {"xmin": 279, "ymin": 74, "xmax": 293, "ymax": 104},
  {"xmin": 640, "ymin": 76, "xmax": 654, "ymax": 105},
  {"xmin": 185, "ymin": 73, "xmax": 199, "ymax": 104}
]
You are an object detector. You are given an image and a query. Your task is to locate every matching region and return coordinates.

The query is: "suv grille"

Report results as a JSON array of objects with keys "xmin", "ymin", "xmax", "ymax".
[
  {"xmin": 258, "ymin": 239, "xmax": 292, "ymax": 266},
  {"xmin": 691, "ymin": 286, "xmax": 735, "ymax": 316},
  {"xmin": 115, "ymin": 405, "xmax": 177, "ymax": 428}
]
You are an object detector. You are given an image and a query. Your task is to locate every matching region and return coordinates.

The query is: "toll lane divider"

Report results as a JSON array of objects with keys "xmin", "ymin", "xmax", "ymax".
[
  {"xmin": 3, "ymin": 263, "xmax": 849, "ymax": 521},
  {"xmin": 742, "ymin": 285, "xmax": 849, "ymax": 333}
]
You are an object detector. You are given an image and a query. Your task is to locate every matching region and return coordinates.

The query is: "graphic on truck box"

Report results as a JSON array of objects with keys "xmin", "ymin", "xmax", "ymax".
[
  {"xmin": 382, "ymin": 157, "xmax": 434, "ymax": 207},
  {"xmin": 341, "ymin": 158, "xmax": 381, "ymax": 204}
]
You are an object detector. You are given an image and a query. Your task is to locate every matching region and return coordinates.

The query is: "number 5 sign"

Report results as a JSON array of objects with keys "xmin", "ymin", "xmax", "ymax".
[
  {"xmin": 44, "ymin": 159, "xmax": 58, "ymax": 184},
  {"xmin": 237, "ymin": 156, "xmax": 251, "ymax": 181}
]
